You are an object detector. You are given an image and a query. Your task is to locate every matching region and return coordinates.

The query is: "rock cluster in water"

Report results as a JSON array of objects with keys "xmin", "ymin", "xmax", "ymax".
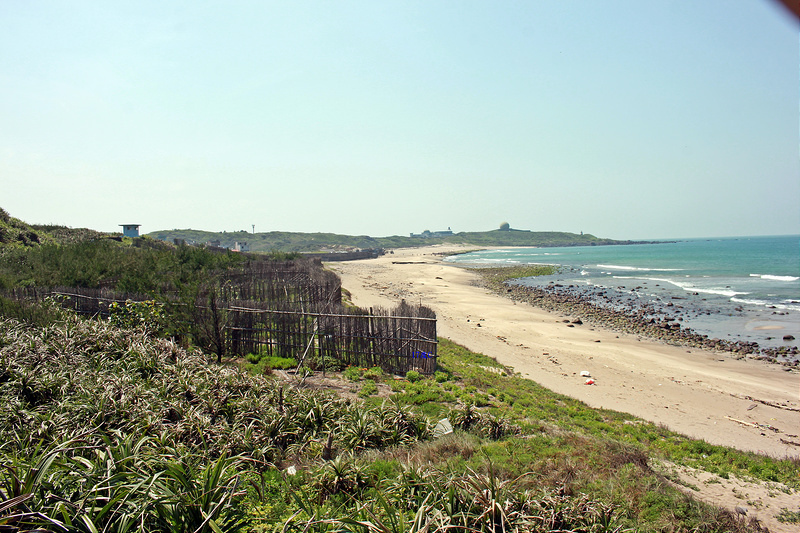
[{"xmin": 486, "ymin": 280, "xmax": 799, "ymax": 366}]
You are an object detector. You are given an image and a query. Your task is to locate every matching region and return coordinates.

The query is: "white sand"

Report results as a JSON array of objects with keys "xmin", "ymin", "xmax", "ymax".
[{"xmin": 328, "ymin": 245, "xmax": 800, "ymax": 458}]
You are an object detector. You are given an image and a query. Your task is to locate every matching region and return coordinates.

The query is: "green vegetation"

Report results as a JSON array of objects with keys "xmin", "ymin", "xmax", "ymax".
[
  {"xmin": 435, "ymin": 339, "xmax": 799, "ymax": 488},
  {"xmin": 0, "ymin": 208, "xmax": 791, "ymax": 531},
  {"xmin": 1, "ymin": 298, "xmax": 792, "ymax": 531},
  {"xmin": 244, "ymin": 348, "xmax": 298, "ymax": 375},
  {"xmin": 1, "ymin": 204, "xmax": 633, "ymax": 255},
  {"xmin": 0, "ymin": 208, "xmax": 302, "ymax": 293},
  {"xmin": 0, "ymin": 207, "xmax": 120, "ymax": 250},
  {"xmin": 472, "ymin": 264, "xmax": 560, "ymax": 286},
  {"xmin": 0, "ymin": 207, "xmax": 56, "ymax": 248},
  {"xmin": 777, "ymin": 507, "xmax": 800, "ymax": 523},
  {"xmin": 343, "ymin": 366, "xmax": 363, "ymax": 381},
  {"xmin": 405, "ymin": 369, "xmax": 422, "ymax": 382},
  {"xmin": 148, "ymin": 228, "xmax": 633, "ymax": 253},
  {"xmin": 0, "ymin": 211, "xmax": 307, "ymax": 362},
  {"xmin": 0, "ymin": 236, "xmax": 252, "ymax": 291},
  {"xmin": 30, "ymin": 224, "xmax": 110, "ymax": 245}
]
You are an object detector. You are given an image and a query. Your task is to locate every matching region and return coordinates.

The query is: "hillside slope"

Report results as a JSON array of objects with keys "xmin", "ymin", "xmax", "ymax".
[
  {"xmin": 0, "ymin": 207, "xmax": 56, "ymax": 248},
  {"xmin": 148, "ymin": 227, "xmax": 630, "ymax": 252},
  {"xmin": 0, "ymin": 207, "xmax": 114, "ymax": 249}
]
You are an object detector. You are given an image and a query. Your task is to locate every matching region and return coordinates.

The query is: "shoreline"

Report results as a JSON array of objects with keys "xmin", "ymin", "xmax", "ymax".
[
  {"xmin": 482, "ymin": 273, "xmax": 800, "ymax": 364},
  {"xmin": 327, "ymin": 245, "xmax": 800, "ymax": 459}
]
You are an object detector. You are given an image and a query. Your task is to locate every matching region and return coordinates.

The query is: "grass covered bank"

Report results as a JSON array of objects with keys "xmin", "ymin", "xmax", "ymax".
[{"xmin": 1, "ymin": 303, "xmax": 796, "ymax": 531}]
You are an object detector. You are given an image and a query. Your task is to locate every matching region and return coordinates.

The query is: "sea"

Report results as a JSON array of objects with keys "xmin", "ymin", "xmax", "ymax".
[{"xmin": 445, "ymin": 235, "xmax": 800, "ymax": 355}]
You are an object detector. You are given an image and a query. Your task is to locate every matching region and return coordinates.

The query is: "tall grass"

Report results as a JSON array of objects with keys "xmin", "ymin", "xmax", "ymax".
[
  {"xmin": 0, "ymin": 306, "xmax": 779, "ymax": 532},
  {"xmin": 0, "ymin": 310, "xmax": 434, "ymax": 530}
]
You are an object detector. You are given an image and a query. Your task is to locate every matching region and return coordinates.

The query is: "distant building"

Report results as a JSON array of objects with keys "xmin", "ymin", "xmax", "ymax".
[
  {"xmin": 120, "ymin": 224, "xmax": 140, "ymax": 238},
  {"xmin": 233, "ymin": 241, "xmax": 250, "ymax": 252},
  {"xmin": 207, "ymin": 240, "xmax": 222, "ymax": 248},
  {"xmin": 410, "ymin": 227, "xmax": 453, "ymax": 238}
]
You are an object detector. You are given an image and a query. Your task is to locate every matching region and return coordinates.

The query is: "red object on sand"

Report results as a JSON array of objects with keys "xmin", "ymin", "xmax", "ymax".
[{"xmin": 585, "ymin": 379, "xmax": 595, "ymax": 385}]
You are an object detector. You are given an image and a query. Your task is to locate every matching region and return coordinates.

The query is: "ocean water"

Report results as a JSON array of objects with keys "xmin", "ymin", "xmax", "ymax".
[{"xmin": 445, "ymin": 235, "xmax": 800, "ymax": 352}]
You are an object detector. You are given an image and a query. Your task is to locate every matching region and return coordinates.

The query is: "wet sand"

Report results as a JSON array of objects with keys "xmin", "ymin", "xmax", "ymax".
[
  {"xmin": 327, "ymin": 245, "xmax": 800, "ymax": 458},
  {"xmin": 499, "ymin": 275, "xmax": 799, "ymax": 361}
]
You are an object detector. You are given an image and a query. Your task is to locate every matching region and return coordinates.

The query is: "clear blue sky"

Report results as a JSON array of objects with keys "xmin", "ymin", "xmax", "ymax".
[{"xmin": 2, "ymin": 1, "xmax": 797, "ymax": 240}]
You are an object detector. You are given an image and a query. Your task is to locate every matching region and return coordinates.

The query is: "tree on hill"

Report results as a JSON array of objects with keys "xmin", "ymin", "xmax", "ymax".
[{"xmin": 499, "ymin": 222, "xmax": 510, "ymax": 231}]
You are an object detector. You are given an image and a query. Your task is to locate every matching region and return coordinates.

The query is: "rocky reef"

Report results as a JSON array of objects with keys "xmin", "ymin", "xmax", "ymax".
[{"xmin": 484, "ymin": 278, "xmax": 799, "ymax": 365}]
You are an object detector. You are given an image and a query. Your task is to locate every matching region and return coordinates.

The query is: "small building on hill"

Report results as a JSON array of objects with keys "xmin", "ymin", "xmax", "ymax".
[
  {"xmin": 120, "ymin": 224, "xmax": 140, "ymax": 238},
  {"xmin": 410, "ymin": 227, "xmax": 453, "ymax": 238}
]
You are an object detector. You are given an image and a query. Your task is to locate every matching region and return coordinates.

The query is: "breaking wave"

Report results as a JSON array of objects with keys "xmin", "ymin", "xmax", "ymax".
[
  {"xmin": 597, "ymin": 264, "xmax": 684, "ymax": 272},
  {"xmin": 749, "ymin": 274, "xmax": 799, "ymax": 282}
]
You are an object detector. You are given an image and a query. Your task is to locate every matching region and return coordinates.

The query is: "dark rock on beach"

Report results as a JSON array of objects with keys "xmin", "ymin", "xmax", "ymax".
[{"xmin": 479, "ymin": 276, "xmax": 799, "ymax": 365}]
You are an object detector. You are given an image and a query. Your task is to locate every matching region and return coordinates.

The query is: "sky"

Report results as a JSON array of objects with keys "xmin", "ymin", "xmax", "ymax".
[{"xmin": 1, "ymin": 1, "xmax": 798, "ymax": 241}]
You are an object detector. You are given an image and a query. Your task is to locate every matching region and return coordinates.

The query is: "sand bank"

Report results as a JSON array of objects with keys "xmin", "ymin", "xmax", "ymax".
[{"xmin": 327, "ymin": 245, "xmax": 800, "ymax": 458}]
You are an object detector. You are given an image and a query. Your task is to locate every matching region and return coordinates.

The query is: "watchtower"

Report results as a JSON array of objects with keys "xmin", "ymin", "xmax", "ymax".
[{"xmin": 120, "ymin": 224, "xmax": 141, "ymax": 238}]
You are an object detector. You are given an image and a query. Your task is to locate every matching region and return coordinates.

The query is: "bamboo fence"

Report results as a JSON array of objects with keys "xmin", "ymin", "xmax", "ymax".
[{"xmin": 6, "ymin": 275, "xmax": 437, "ymax": 375}]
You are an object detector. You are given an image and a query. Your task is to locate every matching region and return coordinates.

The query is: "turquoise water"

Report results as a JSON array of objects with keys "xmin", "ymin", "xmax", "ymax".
[{"xmin": 445, "ymin": 235, "xmax": 800, "ymax": 351}]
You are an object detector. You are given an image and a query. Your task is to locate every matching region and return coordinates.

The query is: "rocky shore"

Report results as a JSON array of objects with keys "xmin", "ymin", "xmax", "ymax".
[
  {"xmin": 330, "ymin": 244, "xmax": 800, "ymax": 459},
  {"xmin": 481, "ymin": 276, "xmax": 799, "ymax": 365}
]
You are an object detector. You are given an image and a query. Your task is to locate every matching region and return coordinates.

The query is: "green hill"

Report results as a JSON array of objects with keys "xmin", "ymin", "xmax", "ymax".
[
  {"xmin": 0, "ymin": 207, "xmax": 631, "ymax": 254},
  {"xmin": 30, "ymin": 223, "xmax": 112, "ymax": 245},
  {"xmin": 0, "ymin": 206, "xmax": 116, "ymax": 249},
  {"xmin": 148, "ymin": 227, "xmax": 629, "ymax": 253},
  {"xmin": 0, "ymin": 207, "xmax": 56, "ymax": 248}
]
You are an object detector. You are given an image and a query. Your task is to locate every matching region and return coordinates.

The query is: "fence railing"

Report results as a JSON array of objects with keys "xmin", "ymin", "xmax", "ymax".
[
  {"xmin": 228, "ymin": 306, "xmax": 437, "ymax": 375},
  {"xmin": 6, "ymin": 286, "xmax": 437, "ymax": 375}
]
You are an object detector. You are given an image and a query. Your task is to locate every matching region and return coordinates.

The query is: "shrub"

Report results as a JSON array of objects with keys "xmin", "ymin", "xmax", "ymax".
[
  {"xmin": 363, "ymin": 366, "xmax": 384, "ymax": 381},
  {"xmin": 264, "ymin": 356, "xmax": 297, "ymax": 370},
  {"xmin": 343, "ymin": 366, "xmax": 363, "ymax": 381},
  {"xmin": 310, "ymin": 353, "xmax": 344, "ymax": 372},
  {"xmin": 777, "ymin": 508, "xmax": 800, "ymax": 524},
  {"xmin": 473, "ymin": 393, "xmax": 490, "ymax": 407},
  {"xmin": 246, "ymin": 359, "xmax": 274, "ymax": 376},
  {"xmin": 0, "ymin": 295, "xmax": 69, "ymax": 326},
  {"xmin": 366, "ymin": 458, "xmax": 400, "ymax": 483},
  {"xmin": 243, "ymin": 352, "xmax": 295, "ymax": 375},
  {"xmin": 405, "ymin": 370, "xmax": 422, "ymax": 383},
  {"xmin": 358, "ymin": 380, "xmax": 378, "ymax": 398},
  {"xmin": 434, "ymin": 371, "xmax": 450, "ymax": 383}
]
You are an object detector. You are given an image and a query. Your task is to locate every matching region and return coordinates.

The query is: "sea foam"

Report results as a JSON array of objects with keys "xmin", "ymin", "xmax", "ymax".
[
  {"xmin": 732, "ymin": 297, "xmax": 800, "ymax": 311},
  {"xmin": 597, "ymin": 264, "xmax": 684, "ymax": 272},
  {"xmin": 611, "ymin": 276, "xmax": 747, "ymax": 298},
  {"xmin": 750, "ymin": 274, "xmax": 799, "ymax": 282}
]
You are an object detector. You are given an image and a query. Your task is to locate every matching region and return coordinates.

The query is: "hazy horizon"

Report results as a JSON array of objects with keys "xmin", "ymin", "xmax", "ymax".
[
  {"xmin": 3, "ymin": 1, "xmax": 797, "ymax": 241},
  {"xmin": 146, "ymin": 225, "xmax": 800, "ymax": 243}
]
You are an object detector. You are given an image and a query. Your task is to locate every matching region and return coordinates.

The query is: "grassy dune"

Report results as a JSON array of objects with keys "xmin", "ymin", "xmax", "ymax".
[{"xmin": 1, "ymin": 303, "xmax": 794, "ymax": 531}]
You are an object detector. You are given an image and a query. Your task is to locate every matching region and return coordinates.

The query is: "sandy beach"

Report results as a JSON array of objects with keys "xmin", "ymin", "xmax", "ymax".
[{"xmin": 327, "ymin": 245, "xmax": 800, "ymax": 459}]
